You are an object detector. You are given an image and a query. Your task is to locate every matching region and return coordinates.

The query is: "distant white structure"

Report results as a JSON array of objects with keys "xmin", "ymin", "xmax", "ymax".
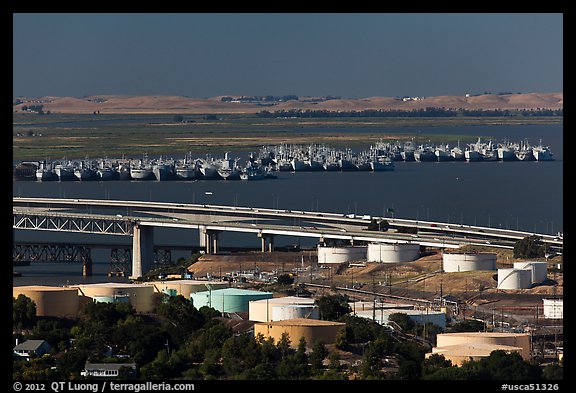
[
  {"xmin": 497, "ymin": 268, "xmax": 532, "ymax": 290},
  {"xmin": 543, "ymin": 298, "xmax": 563, "ymax": 319},
  {"xmin": 317, "ymin": 245, "xmax": 366, "ymax": 264},
  {"xmin": 367, "ymin": 243, "xmax": 420, "ymax": 263},
  {"xmin": 443, "ymin": 252, "xmax": 496, "ymax": 272},
  {"xmin": 513, "ymin": 262, "xmax": 548, "ymax": 284}
]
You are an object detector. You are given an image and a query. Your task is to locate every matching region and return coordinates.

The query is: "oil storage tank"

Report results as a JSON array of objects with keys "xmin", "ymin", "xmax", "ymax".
[
  {"xmin": 249, "ymin": 296, "xmax": 317, "ymax": 322},
  {"xmin": 443, "ymin": 252, "xmax": 497, "ymax": 272},
  {"xmin": 148, "ymin": 279, "xmax": 229, "ymax": 299},
  {"xmin": 13, "ymin": 286, "xmax": 79, "ymax": 318},
  {"xmin": 191, "ymin": 288, "xmax": 273, "ymax": 313},
  {"xmin": 253, "ymin": 318, "xmax": 345, "ymax": 348},
  {"xmin": 317, "ymin": 245, "xmax": 366, "ymax": 264},
  {"xmin": 497, "ymin": 268, "xmax": 532, "ymax": 290},
  {"xmin": 272, "ymin": 304, "xmax": 319, "ymax": 321},
  {"xmin": 513, "ymin": 262, "xmax": 548, "ymax": 284},
  {"xmin": 367, "ymin": 242, "xmax": 420, "ymax": 263},
  {"xmin": 75, "ymin": 283, "xmax": 155, "ymax": 313}
]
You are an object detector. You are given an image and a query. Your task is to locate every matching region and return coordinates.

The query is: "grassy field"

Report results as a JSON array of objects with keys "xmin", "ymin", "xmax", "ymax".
[{"xmin": 12, "ymin": 113, "xmax": 563, "ymax": 161}]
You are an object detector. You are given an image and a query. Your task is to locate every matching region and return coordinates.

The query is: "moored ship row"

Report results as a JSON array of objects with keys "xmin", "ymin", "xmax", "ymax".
[{"xmin": 13, "ymin": 138, "xmax": 555, "ymax": 182}]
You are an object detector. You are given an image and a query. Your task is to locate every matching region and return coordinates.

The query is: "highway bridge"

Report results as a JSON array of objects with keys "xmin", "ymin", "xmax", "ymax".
[{"xmin": 13, "ymin": 197, "xmax": 562, "ymax": 278}]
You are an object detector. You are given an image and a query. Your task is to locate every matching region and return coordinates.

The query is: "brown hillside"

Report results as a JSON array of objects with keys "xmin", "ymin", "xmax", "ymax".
[{"xmin": 13, "ymin": 92, "xmax": 563, "ymax": 114}]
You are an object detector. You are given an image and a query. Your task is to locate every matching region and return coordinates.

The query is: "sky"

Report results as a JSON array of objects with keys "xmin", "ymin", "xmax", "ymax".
[{"xmin": 12, "ymin": 13, "xmax": 563, "ymax": 98}]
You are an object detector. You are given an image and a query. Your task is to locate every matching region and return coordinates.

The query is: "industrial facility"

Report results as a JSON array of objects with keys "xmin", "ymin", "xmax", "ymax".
[
  {"xmin": 366, "ymin": 242, "xmax": 420, "ymax": 263},
  {"xmin": 74, "ymin": 283, "xmax": 155, "ymax": 313},
  {"xmin": 442, "ymin": 252, "xmax": 497, "ymax": 272},
  {"xmin": 317, "ymin": 245, "xmax": 366, "ymax": 264},
  {"xmin": 13, "ymin": 286, "xmax": 79, "ymax": 318},
  {"xmin": 355, "ymin": 308, "xmax": 447, "ymax": 329},
  {"xmin": 249, "ymin": 296, "xmax": 319, "ymax": 322},
  {"xmin": 428, "ymin": 332, "xmax": 532, "ymax": 365},
  {"xmin": 253, "ymin": 318, "xmax": 346, "ymax": 348},
  {"xmin": 147, "ymin": 279, "xmax": 229, "ymax": 299},
  {"xmin": 190, "ymin": 287, "xmax": 273, "ymax": 313}
]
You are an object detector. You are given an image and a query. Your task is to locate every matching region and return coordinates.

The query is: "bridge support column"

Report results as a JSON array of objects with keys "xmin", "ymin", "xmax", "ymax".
[
  {"xmin": 200, "ymin": 228, "xmax": 220, "ymax": 255},
  {"xmin": 208, "ymin": 230, "xmax": 220, "ymax": 255},
  {"xmin": 82, "ymin": 258, "xmax": 92, "ymax": 277},
  {"xmin": 199, "ymin": 226, "xmax": 207, "ymax": 249},
  {"xmin": 258, "ymin": 233, "xmax": 275, "ymax": 252},
  {"xmin": 131, "ymin": 225, "xmax": 154, "ymax": 279}
]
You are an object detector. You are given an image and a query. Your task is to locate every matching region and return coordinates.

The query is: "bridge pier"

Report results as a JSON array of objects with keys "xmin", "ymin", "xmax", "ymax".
[
  {"xmin": 82, "ymin": 258, "xmax": 92, "ymax": 277},
  {"xmin": 258, "ymin": 233, "xmax": 275, "ymax": 252},
  {"xmin": 199, "ymin": 227, "xmax": 220, "ymax": 254},
  {"xmin": 131, "ymin": 224, "xmax": 155, "ymax": 279}
]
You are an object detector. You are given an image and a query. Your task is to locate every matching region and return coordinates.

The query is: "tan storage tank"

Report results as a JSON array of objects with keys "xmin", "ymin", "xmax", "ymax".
[
  {"xmin": 497, "ymin": 268, "xmax": 532, "ymax": 289},
  {"xmin": 443, "ymin": 252, "xmax": 497, "ymax": 272},
  {"xmin": 13, "ymin": 286, "xmax": 79, "ymax": 318},
  {"xmin": 513, "ymin": 261, "xmax": 548, "ymax": 284},
  {"xmin": 254, "ymin": 318, "xmax": 345, "ymax": 348},
  {"xmin": 148, "ymin": 279, "xmax": 229, "ymax": 299},
  {"xmin": 317, "ymin": 245, "xmax": 367, "ymax": 264},
  {"xmin": 367, "ymin": 243, "xmax": 420, "ymax": 263},
  {"xmin": 249, "ymin": 296, "xmax": 317, "ymax": 322},
  {"xmin": 435, "ymin": 332, "xmax": 531, "ymax": 361},
  {"xmin": 75, "ymin": 283, "xmax": 155, "ymax": 313}
]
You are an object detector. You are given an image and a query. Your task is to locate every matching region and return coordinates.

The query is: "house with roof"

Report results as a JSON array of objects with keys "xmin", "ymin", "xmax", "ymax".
[
  {"xmin": 80, "ymin": 362, "xmax": 137, "ymax": 378},
  {"xmin": 13, "ymin": 339, "xmax": 52, "ymax": 359}
]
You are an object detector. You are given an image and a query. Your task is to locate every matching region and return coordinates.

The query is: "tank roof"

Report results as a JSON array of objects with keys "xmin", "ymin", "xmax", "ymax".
[
  {"xmin": 74, "ymin": 282, "xmax": 151, "ymax": 288},
  {"xmin": 150, "ymin": 279, "xmax": 229, "ymax": 286},
  {"xmin": 14, "ymin": 285, "xmax": 78, "ymax": 292},
  {"xmin": 434, "ymin": 343, "xmax": 523, "ymax": 357},
  {"xmin": 193, "ymin": 288, "xmax": 273, "ymax": 296},
  {"xmin": 250, "ymin": 296, "xmax": 315, "ymax": 305},
  {"xmin": 437, "ymin": 332, "xmax": 530, "ymax": 338},
  {"xmin": 255, "ymin": 318, "xmax": 345, "ymax": 327}
]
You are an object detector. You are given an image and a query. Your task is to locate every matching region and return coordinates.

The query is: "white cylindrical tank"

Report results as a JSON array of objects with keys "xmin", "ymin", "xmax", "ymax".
[
  {"xmin": 513, "ymin": 262, "xmax": 548, "ymax": 284},
  {"xmin": 367, "ymin": 243, "xmax": 420, "ymax": 263},
  {"xmin": 443, "ymin": 252, "xmax": 497, "ymax": 272},
  {"xmin": 317, "ymin": 246, "xmax": 366, "ymax": 264},
  {"xmin": 272, "ymin": 304, "xmax": 319, "ymax": 321},
  {"xmin": 497, "ymin": 268, "xmax": 532, "ymax": 289}
]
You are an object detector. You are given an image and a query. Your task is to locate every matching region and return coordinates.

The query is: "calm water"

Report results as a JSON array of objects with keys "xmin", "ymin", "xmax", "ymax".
[{"xmin": 13, "ymin": 124, "xmax": 563, "ymax": 285}]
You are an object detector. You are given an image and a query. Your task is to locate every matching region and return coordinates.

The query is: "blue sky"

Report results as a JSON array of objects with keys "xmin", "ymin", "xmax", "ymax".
[{"xmin": 13, "ymin": 13, "xmax": 563, "ymax": 98}]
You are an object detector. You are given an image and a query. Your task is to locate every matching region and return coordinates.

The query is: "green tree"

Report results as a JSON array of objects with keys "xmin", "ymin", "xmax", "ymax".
[
  {"xmin": 514, "ymin": 235, "xmax": 547, "ymax": 258},
  {"xmin": 543, "ymin": 363, "xmax": 563, "ymax": 380},
  {"xmin": 315, "ymin": 294, "xmax": 352, "ymax": 321},
  {"xmin": 309, "ymin": 341, "xmax": 328, "ymax": 372},
  {"xmin": 449, "ymin": 319, "xmax": 486, "ymax": 332},
  {"xmin": 388, "ymin": 313, "xmax": 416, "ymax": 333},
  {"xmin": 13, "ymin": 294, "xmax": 36, "ymax": 329},
  {"xmin": 421, "ymin": 354, "xmax": 453, "ymax": 379}
]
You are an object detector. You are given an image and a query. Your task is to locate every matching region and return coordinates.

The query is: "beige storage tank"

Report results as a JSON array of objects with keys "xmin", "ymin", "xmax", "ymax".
[
  {"xmin": 497, "ymin": 268, "xmax": 532, "ymax": 289},
  {"xmin": 13, "ymin": 286, "xmax": 79, "ymax": 318},
  {"xmin": 443, "ymin": 252, "xmax": 497, "ymax": 272},
  {"xmin": 434, "ymin": 332, "xmax": 531, "ymax": 361},
  {"xmin": 249, "ymin": 296, "xmax": 317, "ymax": 322},
  {"xmin": 513, "ymin": 261, "xmax": 548, "ymax": 284},
  {"xmin": 254, "ymin": 318, "xmax": 345, "ymax": 348},
  {"xmin": 367, "ymin": 242, "xmax": 420, "ymax": 263},
  {"xmin": 75, "ymin": 283, "xmax": 155, "ymax": 313},
  {"xmin": 317, "ymin": 245, "xmax": 366, "ymax": 264},
  {"xmin": 148, "ymin": 279, "xmax": 229, "ymax": 299}
]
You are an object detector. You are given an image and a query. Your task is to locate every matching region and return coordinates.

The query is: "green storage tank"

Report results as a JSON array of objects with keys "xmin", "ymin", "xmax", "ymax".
[{"xmin": 190, "ymin": 288, "xmax": 273, "ymax": 313}]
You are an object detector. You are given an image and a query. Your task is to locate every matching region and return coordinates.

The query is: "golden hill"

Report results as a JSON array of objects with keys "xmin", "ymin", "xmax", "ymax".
[{"xmin": 13, "ymin": 92, "xmax": 563, "ymax": 115}]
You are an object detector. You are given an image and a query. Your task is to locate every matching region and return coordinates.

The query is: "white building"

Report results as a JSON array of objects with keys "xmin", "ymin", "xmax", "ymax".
[
  {"xmin": 81, "ymin": 362, "xmax": 137, "ymax": 378},
  {"xmin": 543, "ymin": 298, "xmax": 563, "ymax": 319}
]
